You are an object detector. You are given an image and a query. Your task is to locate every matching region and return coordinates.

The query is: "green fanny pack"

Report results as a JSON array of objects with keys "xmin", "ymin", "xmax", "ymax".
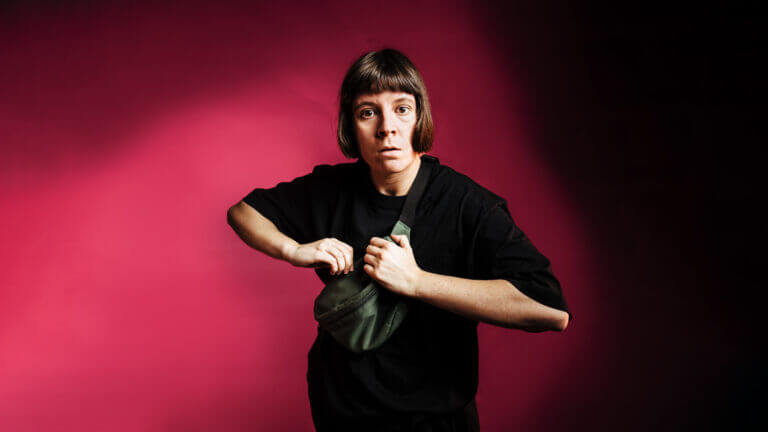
[{"xmin": 313, "ymin": 158, "xmax": 433, "ymax": 353}]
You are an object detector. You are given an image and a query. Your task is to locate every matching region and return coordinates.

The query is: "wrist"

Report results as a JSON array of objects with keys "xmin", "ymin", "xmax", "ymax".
[
  {"xmin": 280, "ymin": 240, "xmax": 299, "ymax": 263},
  {"xmin": 412, "ymin": 268, "xmax": 429, "ymax": 299}
]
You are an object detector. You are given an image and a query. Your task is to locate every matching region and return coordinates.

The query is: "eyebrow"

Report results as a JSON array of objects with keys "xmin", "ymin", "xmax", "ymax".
[{"xmin": 354, "ymin": 96, "xmax": 415, "ymax": 111}]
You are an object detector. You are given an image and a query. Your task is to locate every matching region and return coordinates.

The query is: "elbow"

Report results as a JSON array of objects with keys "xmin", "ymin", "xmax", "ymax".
[
  {"xmin": 526, "ymin": 311, "xmax": 568, "ymax": 333},
  {"xmin": 226, "ymin": 206, "xmax": 239, "ymax": 228},
  {"xmin": 554, "ymin": 311, "xmax": 569, "ymax": 332}
]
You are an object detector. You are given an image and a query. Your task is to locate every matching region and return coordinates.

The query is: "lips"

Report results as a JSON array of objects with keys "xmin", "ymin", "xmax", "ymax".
[{"xmin": 380, "ymin": 148, "xmax": 400, "ymax": 153}]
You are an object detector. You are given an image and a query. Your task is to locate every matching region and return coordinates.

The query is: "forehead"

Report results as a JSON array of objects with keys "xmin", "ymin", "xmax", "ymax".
[{"xmin": 353, "ymin": 91, "xmax": 415, "ymax": 107}]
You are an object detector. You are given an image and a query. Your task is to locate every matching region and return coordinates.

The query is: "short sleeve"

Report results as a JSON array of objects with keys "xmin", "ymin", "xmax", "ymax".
[
  {"xmin": 241, "ymin": 164, "xmax": 338, "ymax": 245},
  {"xmin": 470, "ymin": 202, "xmax": 572, "ymax": 321}
]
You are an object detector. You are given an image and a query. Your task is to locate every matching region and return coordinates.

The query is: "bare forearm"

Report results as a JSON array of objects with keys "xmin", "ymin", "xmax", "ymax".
[
  {"xmin": 227, "ymin": 201, "xmax": 297, "ymax": 261},
  {"xmin": 414, "ymin": 270, "xmax": 569, "ymax": 332}
]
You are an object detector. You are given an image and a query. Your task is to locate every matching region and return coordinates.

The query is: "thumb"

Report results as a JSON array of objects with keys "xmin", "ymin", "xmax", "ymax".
[{"xmin": 393, "ymin": 234, "xmax": 410, "ymax": 249}]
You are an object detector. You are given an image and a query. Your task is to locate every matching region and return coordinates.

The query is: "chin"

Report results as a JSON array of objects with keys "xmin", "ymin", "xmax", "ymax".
[{"xmin": 377, "ymin": 157, "xmax": 413, "ymax": 173}]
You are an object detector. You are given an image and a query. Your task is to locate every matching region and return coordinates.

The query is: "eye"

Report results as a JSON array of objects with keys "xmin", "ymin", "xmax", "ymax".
[
  {"xmin": 359, "ymin": 108, "xmax": 375, "ymax": 119},
  {"xmin": 397, "ymin": 105, "xmax": 412, "ymax": 114}
]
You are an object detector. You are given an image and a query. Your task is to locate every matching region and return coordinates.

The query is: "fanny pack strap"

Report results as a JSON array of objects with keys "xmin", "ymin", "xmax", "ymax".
[
  {"xmin": 313, "ymin": 156, "xmax": 436, "ymax": 350},
  {"xmin": 398, "ymin": 156, "xmax": 432, "ymax": 228},
  {"xmin": 348, "ymin": 156, "xmax": 433, "ymax": 271}
]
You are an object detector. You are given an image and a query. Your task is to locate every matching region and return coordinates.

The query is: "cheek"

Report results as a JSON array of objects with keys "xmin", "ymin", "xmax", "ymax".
[
  {"xmin": 353, "ymin": 123, "xmax": 367, "ymax": 140},
  {"xmin": 354, "ymin": 124, "xmax": 374, "ymax": 151},
  {"xmin": 404, "ymin": 120, "xmax": 417, "ymax": 138},
  {"xmin": 356, "ymin": 120, "xmax": 373, "ymax": 133}
]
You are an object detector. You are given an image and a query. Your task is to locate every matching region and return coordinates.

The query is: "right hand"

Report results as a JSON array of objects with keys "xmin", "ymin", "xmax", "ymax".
[{"xmin": 283, "ymin": 238, "xmax": 354, "ymax": 276}]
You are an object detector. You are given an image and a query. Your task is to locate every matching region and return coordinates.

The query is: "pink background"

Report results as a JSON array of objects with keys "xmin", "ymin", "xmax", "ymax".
[{"xmin": 2, "ymin": 1, "xmax": 760, "ymax": 431}]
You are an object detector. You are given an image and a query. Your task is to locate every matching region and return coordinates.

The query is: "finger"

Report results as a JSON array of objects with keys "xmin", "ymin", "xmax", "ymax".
[
  {"xmin": 330, "ymin": 239, "xmax": 353, "ymax": 273},
  {"xmin": 336, "ymin": 246, "xmax": 348, "ymax": 273},
  {"xmin": 326, "ymin": 240, "xmax": 349, "ymax": 275},
  {"xmin": 366, "ymin": 244, "xmax": 383, "ymax": 258},
  {"xmin": 318, "ymin": 250, "xmax": 338, "ymax": 274},
  {"xmin": 328, "ymin": 246, "xmax": 346, "ymax": 275},
  {"xmin": 363, "ymin": 252, "xmax": 378, "ymax": 267},
  {"xmin": 391, "ymin": 234, "xmax": 407, "ymax": 248},
  {"xmin": 369, "ymin": 236, "xmax": 390, "ymax": 248},
  {"xmin": 338, "ymin": 241, "xmax": 354, "ymax": 273}
]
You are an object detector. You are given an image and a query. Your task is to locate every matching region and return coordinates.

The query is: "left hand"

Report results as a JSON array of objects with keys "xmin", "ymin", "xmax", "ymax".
[{"xmin": 363, "ymin": 234, "xmax": 422, "ymax": 298}]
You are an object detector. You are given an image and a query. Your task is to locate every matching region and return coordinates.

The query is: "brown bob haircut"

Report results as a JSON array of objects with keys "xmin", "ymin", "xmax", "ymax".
[{"xmin": 337, "ymin": 48, "xmax": 435, "ymax": 159}]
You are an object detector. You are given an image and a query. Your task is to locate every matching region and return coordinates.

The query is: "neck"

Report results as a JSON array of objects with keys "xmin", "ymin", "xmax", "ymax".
[{"xmin": 369, "ymin": 156, "xmax": 422, "ymax": 196}]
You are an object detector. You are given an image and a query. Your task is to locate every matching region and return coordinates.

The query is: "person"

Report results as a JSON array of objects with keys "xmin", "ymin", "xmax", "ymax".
[{"xmin": 227, "ymin": 48, "xmax": 571, "ymax": 432}]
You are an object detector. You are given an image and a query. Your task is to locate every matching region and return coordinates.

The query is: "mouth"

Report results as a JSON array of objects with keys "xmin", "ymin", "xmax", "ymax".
[{"xmin": 379, "ymin": 148, "xmax": 401, "ymax": 154}]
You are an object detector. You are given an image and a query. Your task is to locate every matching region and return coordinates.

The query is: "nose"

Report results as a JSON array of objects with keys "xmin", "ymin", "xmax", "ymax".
[{"xmin": 376, "ymin": 110, "xmax": 396, "ymax": 138}]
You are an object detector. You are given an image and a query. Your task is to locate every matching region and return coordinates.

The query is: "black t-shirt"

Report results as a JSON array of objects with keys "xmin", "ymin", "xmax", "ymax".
[{"xmin": 241, "ymin": 155, "xmax": 570, "ymax": 419}]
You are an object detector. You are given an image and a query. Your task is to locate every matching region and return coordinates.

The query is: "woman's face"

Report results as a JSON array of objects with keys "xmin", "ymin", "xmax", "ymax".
[{"xmin": 352, "ymin": 90, "xmax": 420, "ymax": 175}]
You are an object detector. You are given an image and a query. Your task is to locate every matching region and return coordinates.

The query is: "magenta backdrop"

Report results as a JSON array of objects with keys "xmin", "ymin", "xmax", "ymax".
[{"xmin": 0, "ymin": 2, "xmax": 598, "ymax": 431}]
